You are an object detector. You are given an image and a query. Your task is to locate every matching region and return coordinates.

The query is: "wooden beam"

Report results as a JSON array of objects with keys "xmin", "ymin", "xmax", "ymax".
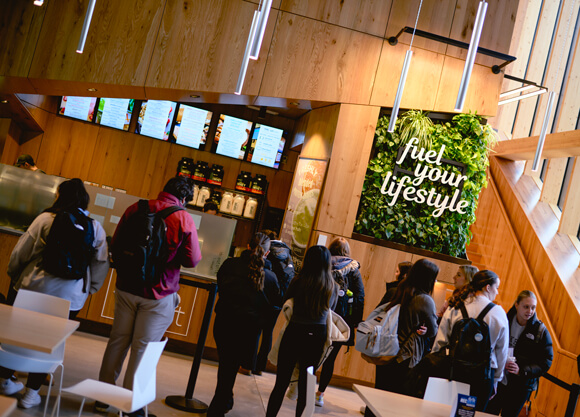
[
  {"xmin": 559, "ymin": 157, "xmax": 580, "ymax": 236},
  {"xmin": 493, "ymin": 129, "xmax": 580, "ymax": 160}
]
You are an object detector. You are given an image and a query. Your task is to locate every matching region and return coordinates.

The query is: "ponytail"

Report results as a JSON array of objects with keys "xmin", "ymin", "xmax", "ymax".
[
  {"xmin": 248, "ymin": 232, "xmax": 271, "ymax": 291},
  {"xmin": 450, "ymin": 270, "xmax": 499, "ymax": 309}
]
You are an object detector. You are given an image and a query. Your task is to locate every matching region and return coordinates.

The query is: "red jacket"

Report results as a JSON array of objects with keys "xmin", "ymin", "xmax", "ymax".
[{"xmin": 113, "ymin": 191, "xmax": 202, "ymax": 299}]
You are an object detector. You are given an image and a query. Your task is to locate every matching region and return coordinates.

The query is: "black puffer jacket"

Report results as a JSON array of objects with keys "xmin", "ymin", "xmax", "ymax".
[
  {"xmin": 331, "ymin": 256, "xmax": 365, "ymax": 345},
  {"xmin": 506, "ymin": 306, "xmax": 553, "ymax": 390},
  {"xmin": 267, "ymin": 240, "xmax": 294, "ymax": 298}
]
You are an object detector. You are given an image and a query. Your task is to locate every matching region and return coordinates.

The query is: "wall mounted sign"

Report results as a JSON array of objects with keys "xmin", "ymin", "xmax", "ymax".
[{"xmin": 380, "ymin": 138, "xmax": 469, "ymax": 217}]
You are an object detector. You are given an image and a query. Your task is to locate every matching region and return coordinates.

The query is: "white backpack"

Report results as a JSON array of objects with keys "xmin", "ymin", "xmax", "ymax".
[{"xmin": 355, "ymin": 303, "xmax": 400, "ymax": 357}]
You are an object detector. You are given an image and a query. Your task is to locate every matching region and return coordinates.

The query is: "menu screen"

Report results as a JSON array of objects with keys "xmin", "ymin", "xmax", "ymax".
[
  {"xmin": 59, "ymin": 96, "xmax": 97, "ymax": 122},
  {"xmin": 96, "ymin": 98, "xmax": 134, "ymax": 131},
  {"xmin": 247, "ymin": 124, "xmax": 285, "ymax": 169},
  {"xmin": 214, "ymin": 114, "xmax": 253, "ymax": 160},
  {"xmin": 136, "ymin": 100, "xmax": 176, "ymax": 140},
  {"xmin": 172, "ymin": 105, "xmax": 212, "ymax": 149}
]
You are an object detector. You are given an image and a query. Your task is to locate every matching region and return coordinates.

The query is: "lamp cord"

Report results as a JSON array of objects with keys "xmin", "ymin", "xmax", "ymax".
[
  {"xmin": 409, "ymin": 0, "xmax": 424, "ymax": 50},
  {"xmin": 551, "ymin": 0, "xmax": 577, "ymax": 92}
]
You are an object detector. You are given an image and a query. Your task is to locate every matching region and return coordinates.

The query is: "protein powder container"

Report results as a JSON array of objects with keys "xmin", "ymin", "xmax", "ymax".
[
  {"xmin": 231, "ymin": 194, "xmax": 246, "ymax": 216},
  {"xmin": 196, "ymin": 186, "xmax": 210, "ymax": 207},
  {"xmin": 208, "ymin": 164, "xmax": 224, "ymax": 186},
  {"xmin": 220, "ymin": 191, "xmax": 234, "ymax": 214},
  {"xmin": 243, "ymin": 197, "xmax": 258, "ymax": 219},
  {"xmin": 250, "ymin": 174, "xmax": 267, "ymax": 195},
  {"xmin": 192, "ymin": 160, "xmax": 209, "ymax": 182},
  {"xmin": 235, "ymin": 171, "xmax": 252, "ymax": 192},
  {"xmin": 177, "ymin": 157, "xmax": 195, "ymax": 178}
]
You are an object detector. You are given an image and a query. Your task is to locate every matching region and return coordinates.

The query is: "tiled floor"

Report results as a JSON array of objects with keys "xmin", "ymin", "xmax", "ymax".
[{"xmin": 6, "ymin": 332, "xmax": 366, "ymax": 417}]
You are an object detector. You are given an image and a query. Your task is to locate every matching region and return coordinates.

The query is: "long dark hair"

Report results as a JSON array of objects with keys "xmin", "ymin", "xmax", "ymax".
[
  {"xmin": 248, "ymin": 232, "xmax": 271, "ymax": 291},
  {"xmin": 386, "ymin": 259, "xmax": 439, "ymax": 312},
  {"xmin": 451, "ymin": 270, "xmax": 499, "ymax": 308},
  {"xmin": 397, "ymin": 261, "xmax": 413, "ymax": 281},
  {"xmin": 45, "ymin": 178, "xmax": 90, "ymax": 213},
  {"xmin": 295, "ymin": 245, "xmax": 336, "ymax": 319}
]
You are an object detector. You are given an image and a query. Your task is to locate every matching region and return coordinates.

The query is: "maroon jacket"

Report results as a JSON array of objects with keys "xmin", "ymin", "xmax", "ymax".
[{"xmin": 113, "ymin": 191, "xmax": 201, "ymax": 299}]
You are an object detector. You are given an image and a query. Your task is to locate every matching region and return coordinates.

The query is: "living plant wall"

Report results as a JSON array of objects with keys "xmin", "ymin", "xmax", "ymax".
[{"xmin": 354, "ymin": 110, "xmax": 496, "ymax": 257}]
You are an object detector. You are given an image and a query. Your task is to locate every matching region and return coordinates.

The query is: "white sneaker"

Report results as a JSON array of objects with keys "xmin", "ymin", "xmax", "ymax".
[
  {"xmin": 286, "ymin": 381, "xmax": 298, "ymax": 400},
  {"xmin": 18, "ymin": 388, "xmax": 41, "ymax": 409},
  {"xmin": 315, "ymin": 392, "xmax": 324, "ymax": 407},
  {"xmin": 0, "ymin": 378, "xmax": 24, "ymax": 395}
]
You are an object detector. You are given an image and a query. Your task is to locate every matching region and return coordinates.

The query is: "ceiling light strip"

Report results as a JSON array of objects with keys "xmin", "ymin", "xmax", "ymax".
[
  {"xmin": 76, "ymin": 0, "xmax": 97, "ymax": 54},
  {"xmin": 454, "ymin": 0, "xmax": 487, "ymax": 112}
]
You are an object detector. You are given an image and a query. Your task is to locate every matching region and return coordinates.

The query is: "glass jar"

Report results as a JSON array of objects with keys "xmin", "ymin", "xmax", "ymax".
[
  {"xmin": 196, "ymin": 186, "xmax": 210, "ymax": 207},
  {"xmin": 192, "ymin": 160, "xmax": 209, "ymax": 182},
  {"xmin": 208, "ymin": 164, "xmax": 224, "ymax": 186},
  {"xmin": 220, "ymin": 191, "xmax": 234, "ymax": 214},
  {"xmin": 235, "ymin": 171, "xmax": 252, "ymax": 192},
  {"xmin": 251, "ymin": 174, "xmax": 267, "ymax": 195},
  {"xmin": 243, "ymin": 197, "xmax": 258, "ymax": 219},
  {"xmin": 231, "ymin": 194, "xmax": 245, "ymax": 216},
  {"xmin": 177, "ymin": 157, "xmax": 194, "ymax": 178},
  {"xmin": 192, "ymin": 184, "xmax": 199, "ymax": 206}
]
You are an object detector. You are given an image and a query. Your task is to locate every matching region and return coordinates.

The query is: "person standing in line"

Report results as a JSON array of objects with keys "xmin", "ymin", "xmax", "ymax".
[
  {"xmin": 377, "ymin": 260, "xmax": 413, "ymax": 307},
  {"xmin": 1, "ymin": 178, "xmax": 109, "ymax": 408},
  {"xmin": 315, "ymin": 237, "xmax": 365, "ymax": 407},
  {"xmin": 266, "ymin": 246, "xmax": 337, "ymax": 417},
  {"xmin": 97, "ymin": 177, "xmax": 201, "ymax": 417},
  {"xmin": 486, "ymin": 291, "xmax": 553, "ymax": 417},
  {"xmin": 432, "ymin": 270, "xmax": 509, "ymax": 411},
  {"xmin": 14, "ymin": 154, "xmax": 45, "ymax": 173},
  {"xmin": 437, "ymin": 265, "xmax": 479, "ymax": 318},
  {"xmin": 207, "ymin": 232, "xmax": 280, "ymax": 417}
]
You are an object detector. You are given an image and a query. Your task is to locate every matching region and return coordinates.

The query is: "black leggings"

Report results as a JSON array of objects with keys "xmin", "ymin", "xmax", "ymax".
[
  {"xmin": 0, "ymin": 309, "xmax": 79, "ymax": 390},
  {"xmin": 486, "ymin": 380, "xmax": 532, "ymax": 417},
  {"xmin": 318, "ymin": 341, "xmax": 346, "ymax": 392},
  {"xmin": 266, "ymin": 322, "xmax": 327, "ymax": 417}
]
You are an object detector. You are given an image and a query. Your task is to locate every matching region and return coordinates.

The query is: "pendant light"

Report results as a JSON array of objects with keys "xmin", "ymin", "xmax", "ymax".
[
  {"xmin": 76, "ymin": 0, "xmax": 97, "ymax": 54},
  {"xmin": 454, "ymin": 0, "xmax": 487, "ymax": 112},
  {"xmin": 249, "ymin": 0, "xmax": 273, "ymax": 60},
  {"xmin": 531, "ymin": 0, "xmax": 576, "ymax": 171},
  {"xmin": 387, "ymin": 0, "xmax": 424, "ymax": 133},
  {"xmin": 235, "ymin": 11, "xmax": 260, "ymax": 95},
  {"xmin": 33, "ymin": 0, "xmax": 44, "ymax": 5}
]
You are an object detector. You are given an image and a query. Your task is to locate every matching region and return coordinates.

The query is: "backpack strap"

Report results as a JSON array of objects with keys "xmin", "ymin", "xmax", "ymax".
[
  {"xmin": 157, "ymin": 205, "xmax": 185, "ymax": 219},
  {"xmin": 459, "ymin": 303, "xmax": 469, "ymax": 320},
  {"xmin": 477, "ymin": 302, "xmax": 496, "ymax": 321}
]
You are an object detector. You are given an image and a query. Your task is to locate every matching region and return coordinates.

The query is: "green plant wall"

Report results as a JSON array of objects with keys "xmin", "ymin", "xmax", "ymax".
[{"xmin": 354, "ymin": 111, "xmax": 496, "ymax": 257}]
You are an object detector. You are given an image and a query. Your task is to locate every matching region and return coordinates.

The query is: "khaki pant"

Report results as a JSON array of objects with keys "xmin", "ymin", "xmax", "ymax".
[{"xmin": 98, "ymin": 288, "xmax": 179, "ymax": 389}]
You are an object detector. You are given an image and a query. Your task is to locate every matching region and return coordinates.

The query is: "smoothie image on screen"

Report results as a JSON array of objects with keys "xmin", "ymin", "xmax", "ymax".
[{"xmin": 291, "ymin": 189, "xmax": 319, "ymax": 256}]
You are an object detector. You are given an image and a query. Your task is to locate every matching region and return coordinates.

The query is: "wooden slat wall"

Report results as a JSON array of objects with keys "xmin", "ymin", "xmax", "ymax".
[{"xmin": 559, "ymin": 157, "xmax": 580, "ymax": 235}]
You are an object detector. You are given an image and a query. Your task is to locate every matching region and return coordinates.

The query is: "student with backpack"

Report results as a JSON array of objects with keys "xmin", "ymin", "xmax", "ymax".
[
  {"xmin": 315, "ymin": 237, "xmax": 365, "ymax": 407},
  {"xmin": 97, "ymin": 176, "xmax": 201, "ymax": 417},
  {"xmin": 358, "ymin": 259, "xmax": 438, "ymax": 417},
  {"xmin": 431, "ymin": 270, "xmax": 509, "ymax": 411},
  {"xmin": 486, "ymin": 290, "xmax": 553, "ymax": 417},
  {"xmin": 1, "ymin": 178, "xmax": 109, "ymax": 408}
]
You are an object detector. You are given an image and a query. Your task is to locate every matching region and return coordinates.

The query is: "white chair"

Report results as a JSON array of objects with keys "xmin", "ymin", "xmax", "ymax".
[
  {"xmin": 62, "ymin": 338, "xmax": 167, "ymax": 417},
  {"xmin": 303, "ymin": 366, "xmax": 316, "ymax": 417},
  {"xmin": 423, "ymin": 377, "xmax": 470, "ymax": 406},
  {"xmin": 0, "ymin": 289, "xmax": 71, "ymax": 417}
]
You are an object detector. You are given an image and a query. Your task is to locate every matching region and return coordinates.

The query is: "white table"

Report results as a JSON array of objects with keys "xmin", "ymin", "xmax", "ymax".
[
  {"xmin": 0, "ymin": 303, "xmax": 79, "ymax": 354},
  {"xmin": 0, "ymin": 396, "xmax": 16, "ymax": 417},
  {"xmin": 354, "ymin": 384, "xmax": 497, "ymax": 417}
]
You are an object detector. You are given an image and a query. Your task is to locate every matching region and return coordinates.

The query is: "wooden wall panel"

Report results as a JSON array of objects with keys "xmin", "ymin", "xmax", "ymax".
[
  {"xmin": 299, "ymin": 105, "xmax": 340, "ymax": 160},
  {"xmin": 260, "ymin": 13, "xmax": 383, "ymax": 104},
  {"xmin": 434, "ymin": 56, "xmax": 502, "ymax": 116},
  {"xmin": 316, "ymin": 105, "xmax": 379, "ymax": 237},
  {"xmin": 540, "ymin": 158, "xmax": 568, "ymax": 205},
  {"xmin": 556, "ymin": 15, "xmax": 580, "ymax": 132},
  {"xmin": 0, "ymin": 121, "xmax": 22, "ymax": 166},
  {"xmin": 0, "ymin": 234, "xmax": 20, "ymax": 298},
  {"xmin": 385, "ymin": 0, "xmax": 457, "ymax": 54},
  {"xmin": 28, "ymin": 0, "xmax": 164, "ymax": 88},
  {"xmin": 370, "ymin": 43, "xmax": 445, "ymax": 110},
  {"xmin": 145, "ymin": 0, "xmax": 275, "ymax": 96},
  {"xmin": 0, "ymin": 0, "xmax": 47, "ymax": 77},
  {"xmin": 280, "ymin": 0, "xmax": 392, "ymax": 37},
  {"xmin": 559, "ymin": 157, "xmax": 580, "ymax": 236}
]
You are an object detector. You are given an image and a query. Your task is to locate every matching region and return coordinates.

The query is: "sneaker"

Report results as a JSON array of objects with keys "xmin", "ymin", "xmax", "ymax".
[
  {"xmin": 0, "ymin": 377, "xmax": 24, "ymax": 396},
  {"xmin": 94, "ymin": 401, "xmax": 110, "ymax": 413},
  {"xmin": 286, "ymin": 381, "xmax": 298, "ymax": 400},
  {"xmin": 252, "ymin": 370, "xmax": 263, "ymax": 376},
  {"xmin": 238, "ymin": 367, "xmax": 251, "ymax": 376},
  {"xmin": 315, "ymin": 392, "xmax": 324, "ymax": 407},
  {"xmin": 18, "ymin": 388, "xmax": 41, "ymax": 409}
]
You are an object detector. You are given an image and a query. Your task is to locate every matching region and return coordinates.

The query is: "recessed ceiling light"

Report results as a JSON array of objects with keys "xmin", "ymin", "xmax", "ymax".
[
  {"xmin": 289, "ymin": 102, "xmax": 299, "ymax": 106},
  {"xmin": 190, "ymin": 94, "xmax": 200, "ymax": 98},
  {"xmin": 87, "ymin": 88, "xmax": 98, "ymax": 92},
  {"xmin": 0, "ymin": 100, "xmax": 8, "ymax": 104}
]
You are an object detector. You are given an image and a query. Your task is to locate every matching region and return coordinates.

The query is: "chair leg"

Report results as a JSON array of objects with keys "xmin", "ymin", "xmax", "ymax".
[
  {"xmin": 43, "ymin": 373, "xmax": 54, "ymax": 417},
  {"xmin": 78, "ymin": 398, "xmax": 86, "ymax": 417},
  {"xmin": 49, "ymin": 363, "xmax": 64, "ymax": 417},
  {"xmin": 145, "ymin": 404, "xmax": 148, "ymax": 417}
]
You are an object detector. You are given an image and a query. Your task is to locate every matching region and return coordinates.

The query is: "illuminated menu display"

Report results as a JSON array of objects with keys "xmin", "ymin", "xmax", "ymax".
[
  {"xmin": 214, "ymin": 114, "xmax": 253, "ymax": 160},
  {"xmin": 96, "ymin": 98, "xmax": 134, "ymax": 131},
  {"xmin": 247, "ymin": 124, "xmax": 285, "ymax": 168},
  {"xmin": 59, "ymin": 96, "xmax": 97, "ymax": 122},
  {"xmin": 136, "ymin": 100, "xmax": 176, "ymax": 140},
  {"xmin": 173, "ymin": 105, "xmax": 212, "ymax": 149}
]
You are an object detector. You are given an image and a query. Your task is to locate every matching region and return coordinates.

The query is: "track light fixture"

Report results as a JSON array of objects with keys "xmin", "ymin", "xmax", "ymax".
[
  {"xmin": 455, "ymin": 0, "xmax": 487, "ymax": 112},
  {"xmin": 76, "ymin": 0, "xmax": 97, "ymax": 54}
]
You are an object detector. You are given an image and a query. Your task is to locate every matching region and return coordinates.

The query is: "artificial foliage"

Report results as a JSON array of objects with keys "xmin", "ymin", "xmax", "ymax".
[{"xmin": 354, "ymin": 111, "xmax": 496, "ymax": 257}]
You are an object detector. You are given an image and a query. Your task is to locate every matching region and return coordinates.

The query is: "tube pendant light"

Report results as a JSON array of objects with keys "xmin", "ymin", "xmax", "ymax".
[
  {"xmin": 76, "ymin": 0, "xmax": 97, "ymax": 54},
  {"xmin": 33, "ymin": 0, "xmax": 44, "ymax": 6},
  {"xmin": 249, "ymin": 0, "xmax": 273, "ymax": 60},
  {"xmin": 387, "ymin": 0, "xmax": 424, "ymax": 133},
  {"xmin": 498, "ymin": 88, "xmax": 547, "ymax": 106},
  {"xmin": 454, "ymin": 0, "xmax": 487, "ymax": 112},
  {"xmin": 235, "ymin": 11, "xmax": 260, "ymax": 95}
]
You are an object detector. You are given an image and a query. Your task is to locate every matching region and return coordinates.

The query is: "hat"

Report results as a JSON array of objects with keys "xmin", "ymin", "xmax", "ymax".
[{"xmin": 15, "ymin": 154, "xmax": 34, "ymax": 167}]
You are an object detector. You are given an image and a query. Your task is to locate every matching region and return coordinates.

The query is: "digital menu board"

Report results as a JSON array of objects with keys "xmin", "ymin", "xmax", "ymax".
[
  {"xmin": 95, "ymin": 98, "xmax": 134, "ymax": 131},
  {"xmin": 247, "ymin": 124, "xmax": 286, "ymax": 169},
  {"xmin": 59, "ymin": 96, "xmax": 97, "ymax": 122},
  {"xmin": 172, "ymin": 104, "xmax": 212, "ymax": 149},
  {"xmin": 136, "ymin": 100, "xmax": 176, "ymax": 140},
  {"xmin": 214, "ymin": 114, "xmax": 253, "ymax": 160}
]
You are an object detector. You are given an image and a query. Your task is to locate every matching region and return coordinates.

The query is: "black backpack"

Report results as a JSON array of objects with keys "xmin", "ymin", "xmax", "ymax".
[
  {"xmin": 448, "ymin": 302, "xmax": 496, "ymax": 383},
  {"xmin": 112, "ymin": 200, "xmax": 184, "ymax": 285},
  {"xmin": 42, "ymin": 209, "xmax": 95, "ymax": 282}
]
